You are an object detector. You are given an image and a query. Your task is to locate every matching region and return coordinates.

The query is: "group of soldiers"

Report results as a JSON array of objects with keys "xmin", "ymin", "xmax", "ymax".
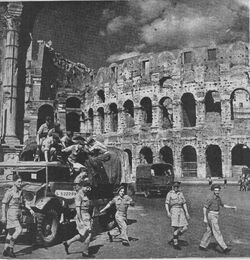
[{"xmin": 165, "ymin": 181, "xmax": 237, "ymax": 254}]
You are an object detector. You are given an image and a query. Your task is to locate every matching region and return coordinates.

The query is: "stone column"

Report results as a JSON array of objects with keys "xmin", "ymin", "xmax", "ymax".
[
  {"xmin": 172, "ymin": 100, "xmax": 181, "ymax": 129},
  {"xmin": 57, "ymin": 103, "xmax": 66, "ymax": 133},
  {"xmin": 151, "ymin": 105, "xmax": 161, "ymax": 128},
  {"xmin": 93, "ymin": 113, "xmax": 100, "ymax": 135},
  {"xmin": 2, "ymin": 3, "xmax": 23, "ymax": 145},
  {"xmin": 196, "ymin": 100, "xmax": 205, "ymax": 127},
  {"xmin": 221, "ymin": 98, "xmax": 231, "ymax": 126}
]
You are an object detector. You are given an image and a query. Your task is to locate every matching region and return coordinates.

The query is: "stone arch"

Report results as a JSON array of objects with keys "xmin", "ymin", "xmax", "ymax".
[
  {"xmin": 230, "ymin": 88, "xmax": 250, "ymax": 120},
  {"xmin": 97, "ymin": 107, "xmax": 105, "ymax": 134},
  {"xmin": 88, "ymin": 108, "xmax": 94, "ymax": 133},
  {"xmin": 66, "ymin": 97, "xmax": 81, "ymax": 108},
  {"xmin": 181, "ymin": 93, "xmax": 196, "ymax": 127},
  {"xmin": 206, "ymin": 145, "xmax": 222, "ymax": 177},
  {"xmin": 109, "ymin": 103, "xmax": 118, "ymax": 132},
  {"xmin": 123, "ymin": 100, "xmax": 135, "ymax": 128},
  {"xmin": 97, "ymin": 89, "xmax": 105, "ymax": 103},
  {"xmin": 205, "ymin": 91, "xmax": 221, "ymax": 114},
  {"xmin": 37, "ymin": 104, "xmax": 54, "ymax": 130},
  {"xmin": 159, "ymin": 146, "xmax": 173, "ymax": 165},
  {"xmin": 140, "ymin": 97, "xmax": 152, "ymax": 124},
  {"xmin": 139, "ymin": 146, "xmax": 153, "ymax": 164},
  {"xmin": 159, "ymin": 97, "xmax": 173, "ymax": 129},
  {"xmin": 66, "ymin": 112, "xmax": 80, "ymax": 132},
  {"xmin": 124, "ymin": 149, "xmax": 132, "ymax": 170},
  {"xmin": 181, "ymin": 145, "xmax": 197, "ymax": 177},
  {"xmin": 232, "ymin": 144, "xmax": 250, "ymax": 168}
]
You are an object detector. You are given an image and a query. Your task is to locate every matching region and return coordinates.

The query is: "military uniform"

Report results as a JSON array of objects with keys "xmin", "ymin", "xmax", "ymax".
[
  {"xmin": 108, "ymin": 194, "xmax": 133, "ymax": 242},
  {"xmin": 75, "ymin": 188, "xmax": 92, "ymax": 252},
  {"xmin": 165, "ymin": 190, "xmax": 188, "ymax": 227},
  {"xmin": 200, "ymin": 193, "xmax": 227, "ymax": 250},
  {"xmin": 2, "ymin": 187, "xmax": 24, "ymax": 230}
]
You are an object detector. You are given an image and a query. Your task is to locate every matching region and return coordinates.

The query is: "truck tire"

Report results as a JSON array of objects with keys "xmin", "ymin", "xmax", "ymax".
[{"xmin": 36, "ymin": 209, "xmax": 59, "ymax": 246}]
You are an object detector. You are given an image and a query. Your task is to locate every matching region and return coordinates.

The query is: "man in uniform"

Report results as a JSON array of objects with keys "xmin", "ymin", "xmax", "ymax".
[
  {"xmin": 100, "ymin": 185, "xmax": 135, "ymax": 246},
  {"xmin": 199, "ymin": 184, "xmax": 237, "ymax": 254},
  {"xmin": 62, "ymin": 177, "xmax": 93, "ymax": 257},
  {"xmin": 165, "ymin": 182, "xmax": 190, "ymax": 250}
]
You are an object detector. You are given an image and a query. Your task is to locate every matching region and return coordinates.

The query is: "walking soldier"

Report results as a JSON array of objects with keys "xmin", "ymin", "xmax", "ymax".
[
  {"xmin": 100, "ymin": 185, "xmax": 135, "ymax": 246},
  {"xmin": 199, "ymin": 184, "xmax": 237, "ymax": 254},
  {"xmin": 62, "ymin": 177, "xmax": 93, "ymax": 258},
  {"xmin": 165, "ymin": 181, "xmax": 190, "ymax": 250}
]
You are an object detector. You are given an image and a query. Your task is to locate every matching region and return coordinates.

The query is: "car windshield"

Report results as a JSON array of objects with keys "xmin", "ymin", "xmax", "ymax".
[{"xmin": 151, "ymin": 164, "xmax": 173, "ymax": 176}]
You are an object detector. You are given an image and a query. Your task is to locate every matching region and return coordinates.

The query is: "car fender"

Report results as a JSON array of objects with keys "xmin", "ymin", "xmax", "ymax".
[{"xmin": 35, "ymin": 197, "xmax": 62, "ymax": 211}]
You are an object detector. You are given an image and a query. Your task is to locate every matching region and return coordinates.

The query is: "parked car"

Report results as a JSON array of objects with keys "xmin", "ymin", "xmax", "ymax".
[{"xmin": 136, "ymin": 163, "xmax": 174, "ymax": 197}]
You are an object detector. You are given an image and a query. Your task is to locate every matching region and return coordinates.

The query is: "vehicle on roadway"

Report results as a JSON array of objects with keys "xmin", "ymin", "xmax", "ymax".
[
  {"xmin": 136, "ymin": 162, "xmax": 174, "ymax": 198},
  {"xmin": 0, "ymin": 147, "xmax": 132, "ymax": 246}
]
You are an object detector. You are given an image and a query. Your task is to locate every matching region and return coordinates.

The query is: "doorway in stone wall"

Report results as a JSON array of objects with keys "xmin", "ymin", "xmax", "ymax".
[
  {"xmin": 206, "ymin": 145, "xmax": 222, "ymax": 177},
  {"xmin": 181, "ymin": 146, "xmax": 197, "ymax": 177},
  {"xmin": 37, "ymin": 104, "xmax": 54, "ymax": 130},
  {"xmin": 139, "ymin": 147, "xmax": 153, "ymax": 164},
  {"xmin": 159, "ymin": 146, "xmax": 173, "ymax": 165}
]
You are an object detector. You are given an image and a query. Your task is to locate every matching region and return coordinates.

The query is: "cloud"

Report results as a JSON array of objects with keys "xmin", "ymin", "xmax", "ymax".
[
  {"xmin": 106, "ymin": 15, "xmax": 135, "ymax": 34},
  {"xmin": 107, "ymin": 51, "xmax": 141, "ymax": 63}
]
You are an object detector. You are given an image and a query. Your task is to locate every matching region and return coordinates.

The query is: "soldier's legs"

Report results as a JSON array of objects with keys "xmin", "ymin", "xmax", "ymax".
[
  {"xmin": 115, "ymin": 215, "xmax": 129, "ymax": 242},
  {"xmin": 209, "ymin": 214, "xmax": 227, "ymax": 250},
  {"xmin": 200, "ymin": 224, "xmax": 212, "ymax": 248},
  {"xmin": 80, "ymin": 231, "xmax": 91, "ymax": 254}
]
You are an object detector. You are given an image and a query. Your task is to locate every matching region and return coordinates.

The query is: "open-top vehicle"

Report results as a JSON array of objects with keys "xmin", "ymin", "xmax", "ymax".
[{"xmin": 0, "ymin": 147, "xmax": 132, "ymax": 246}]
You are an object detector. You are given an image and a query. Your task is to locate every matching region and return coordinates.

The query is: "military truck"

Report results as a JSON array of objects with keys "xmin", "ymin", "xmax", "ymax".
[{"xmin": 0, "ymin": 147, "xmax": 132, "ymax": 246}]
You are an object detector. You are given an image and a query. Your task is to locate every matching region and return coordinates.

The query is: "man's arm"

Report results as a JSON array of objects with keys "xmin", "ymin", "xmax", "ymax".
[
  {"xmin": 183, "ymin": 203, "xmax": 190, "ymax": 219},
  {"xmin": 203, "ymin": 207, "xmax": 208, "ymax": 223},
  {"xmin": 223, "ymin": 204, "xmax": 237, "ymax": 210},
  {"xmin": 1, "ymin": 204, "xmax": 6, "ymax": 224}
]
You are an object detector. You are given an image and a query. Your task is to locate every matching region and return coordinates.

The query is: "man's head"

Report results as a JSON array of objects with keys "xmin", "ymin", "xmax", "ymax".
[
  {"xmin": 211, "ymin": 184, "xmax": 221, "ymax": 196},
  {"xmin": 172, "ymin": 181, "xmax": 181, "ymax": 191},
  {"xmin": 45, "ymin": 116, "xmax": 52, "ymax": 126}
]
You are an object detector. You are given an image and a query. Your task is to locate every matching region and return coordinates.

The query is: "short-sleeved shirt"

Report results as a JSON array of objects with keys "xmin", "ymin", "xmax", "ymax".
[
  {"xmin": 61, "ymin": 135, "xmax": 74, "ymax": 147},
  {"xmin": 2, "ymin": 187, "xmax": 24, "ymax": 209},
  {"xmin": 165, "ymin": 190, "xmax": 186, "ymax": 208},
  {"xmin": 64, "ymin": 144, "xmax": 83, "ymax": 162},
  {"xmin": 204, "ymin": 194, "xmax": 224, "ymax": 212},
  {"xmin": 42, "ymin": 136, "xmax": 53, "ymax": 152},
  {"xmin": 37, "ymin": 123, "xmax": 52, "ymax": 138},
  {"xmin": 75, "ymin": 189, "xmax": 90, "ymax": 212},
  {"xmin": 109, "ymin": 195, "xmax": 133, "ymax": 217}
]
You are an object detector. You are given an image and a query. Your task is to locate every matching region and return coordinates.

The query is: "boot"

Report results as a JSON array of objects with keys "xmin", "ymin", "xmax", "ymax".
[
  {"xmin": 2, "ymin": 247, "xmax": 10, "ymax": 257},
  {"xmin": 8, "ymin": 248, "xmax": 16, "ymax": 258}
]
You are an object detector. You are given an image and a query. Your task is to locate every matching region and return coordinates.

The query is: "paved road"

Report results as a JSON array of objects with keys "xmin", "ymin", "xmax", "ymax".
[{"xmin": 0, "ymin": 185, "xmax": 250, "ymax": 258}]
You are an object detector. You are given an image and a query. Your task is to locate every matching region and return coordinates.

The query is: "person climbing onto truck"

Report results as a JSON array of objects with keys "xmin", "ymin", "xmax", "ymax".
[
  {"xmin": 62, "ymin": 177, "xmax": 93, "ymax": 258},
  {"xmin": 100, "ymin": 185, "xmax": 135, "ymax": 246}
]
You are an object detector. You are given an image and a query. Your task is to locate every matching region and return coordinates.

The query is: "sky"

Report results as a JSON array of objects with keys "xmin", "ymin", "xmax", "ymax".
[{"xmin": 32, "ymin": 0, "xmax": 249, "ymax": 70}]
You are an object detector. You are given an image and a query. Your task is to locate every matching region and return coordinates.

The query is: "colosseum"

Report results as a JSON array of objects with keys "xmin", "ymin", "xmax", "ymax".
[{"xmin": 0, "ymin": 2, "xmax": 249, "ymax": 182}]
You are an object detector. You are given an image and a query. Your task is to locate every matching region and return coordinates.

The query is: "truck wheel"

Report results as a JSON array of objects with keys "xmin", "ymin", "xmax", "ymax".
[{"xmin": 36, "ymin": 209, "xmax": 59, "ymax": 246}]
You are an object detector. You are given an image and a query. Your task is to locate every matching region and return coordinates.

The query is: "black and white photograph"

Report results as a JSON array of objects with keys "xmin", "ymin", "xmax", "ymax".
[{"xmin": 0, "ymin": 0, "xmax": 249, "ymax": 258}]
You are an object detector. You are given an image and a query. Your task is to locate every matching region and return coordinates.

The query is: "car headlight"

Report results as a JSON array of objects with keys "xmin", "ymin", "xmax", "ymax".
[{"xmin": 23, "ymin": 191, "xmax": 34, "ymax": 202}]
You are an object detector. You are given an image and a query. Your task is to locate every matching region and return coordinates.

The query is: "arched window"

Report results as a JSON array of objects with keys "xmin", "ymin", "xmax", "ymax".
[
  {"xmin": 66, "ymin": 112, "xmax": 80, "ymax": 132},
  {"xmin": 88, "ymin": 108, "xmax": 94, "ymax": 134},
  {"xmin": 159, "ymin": 97, "xmax": 173, "ymax": 129},
  {"xmin": 97, "ymin": 90, "xmax": 105, "ymax": 103},
  {"xmin": 159, "ymin": 146, "xmax": 173, "ymax": 165},
  {"xmin": 37, "ymin": 104, "xmax": 54, "ymax": 131},
  {"xmin": 139, "ymin": 147, "xmax": 153, "ymax": 164},
  {"xmin": 66, "ymin": 97, "xmax": 81, "ymax": 108},
  {"xmin": 181, "ymin": 93, "xmax": 196, "ymax": 127},
  {"xmin": 205, "ymin": 91, "xmax": 221, "ymax": 114},
  {"xmin": 140, "ymin": 97, "xmax": 152, "ymax": 124},
  {"xmin": 123, "ymin": 100, "xmax": 134, "ymax": 128},
  {"xmin": 181, "ymin": 146, "xmax": 197, "ymax": 177},
  {"xmin": 109, "ymin": 103, "xmax": 118, "ymax": 132},
  {"xmin": 230, "ymin": 89, "xmax": 250, "ymax": 120},
  {"xmin": 206, "ymin": 145, "xmax": 222, "ymax": 177},
  {"xmin": 97, "ymin": 107, "xmax": 105, "ymax": 133}
]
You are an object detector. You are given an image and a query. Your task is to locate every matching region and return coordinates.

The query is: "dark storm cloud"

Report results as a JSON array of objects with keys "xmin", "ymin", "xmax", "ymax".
[{"xmin": 105, "ymin": 0, "xmax": 249, "ymax": 61}]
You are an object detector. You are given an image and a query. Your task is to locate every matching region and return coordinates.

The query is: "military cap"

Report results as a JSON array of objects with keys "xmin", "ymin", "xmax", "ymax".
[
  {"xmin": 115, "ymin": 185, "xmax": 126, "ymax": 193},
  {"xmin": 211, "ymin": 184, "xmax": 221, "ymax": 191},
  {"xmin": 172, "ymin": 181, "xmax": 181, "ymax": 187}
]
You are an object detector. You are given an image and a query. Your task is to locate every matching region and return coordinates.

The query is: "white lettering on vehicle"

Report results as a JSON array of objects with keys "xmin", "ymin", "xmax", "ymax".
[{"xmin": 55, "ymin": 190, "xmax": 76, "ymax": 199}]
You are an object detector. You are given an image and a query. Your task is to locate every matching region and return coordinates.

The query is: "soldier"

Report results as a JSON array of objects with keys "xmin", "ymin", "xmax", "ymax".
[
  {"xmin": 62, "ymin": 177, "xmax": 93, "ymax": 257},
  {"xmin": 100, "ymin": 185, "xmax": 135, "ymax": 246},
  {"xmin": 165, "ymin": 181, "xmax": 190, "ymax": 250},
  {"xmin": 199, "ymin": 184, "xmax": 237, "ymax": 254},
  {"xmin": 1, "ymin": 174, "xmax": 34, "ymax": 258}
]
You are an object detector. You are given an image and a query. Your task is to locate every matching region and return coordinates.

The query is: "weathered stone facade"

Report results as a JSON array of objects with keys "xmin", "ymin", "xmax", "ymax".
[{"xmin": 23, "ymin": 40, "xmax": 250, "ymax": 181}]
